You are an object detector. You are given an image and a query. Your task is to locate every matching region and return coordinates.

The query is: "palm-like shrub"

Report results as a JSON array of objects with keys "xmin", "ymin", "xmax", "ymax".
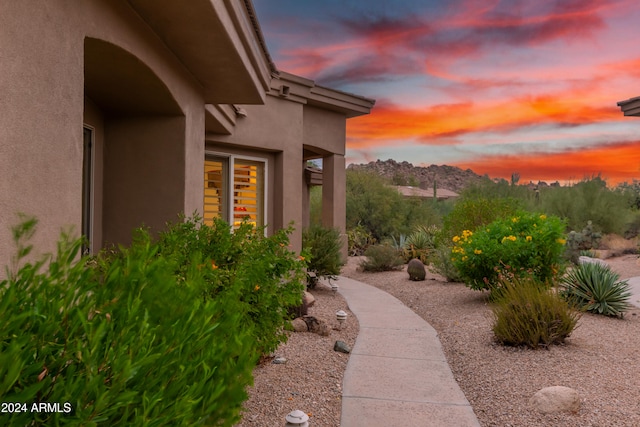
[
  {"xmin": 492, "ymin": 276, "xmax": 580, "ymax": 349},
  {"xmin": 560, "ymin": 262, "xmax": 632, "ymax": 317}
]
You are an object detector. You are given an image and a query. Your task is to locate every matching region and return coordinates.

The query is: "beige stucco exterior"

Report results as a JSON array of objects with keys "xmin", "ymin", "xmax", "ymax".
[{"xmin": 0, "ymin": 0, "xmax": 374, "ymax": 269}]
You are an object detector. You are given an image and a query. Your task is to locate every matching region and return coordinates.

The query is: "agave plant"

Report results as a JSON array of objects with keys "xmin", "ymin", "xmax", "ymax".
[
  {"xmin": 560, "ymin": 262, "xmax": 632, "ymax": 317},
  {"xmin": 405, "ymin": 229, "xmax": 433, "ymax": 251}
]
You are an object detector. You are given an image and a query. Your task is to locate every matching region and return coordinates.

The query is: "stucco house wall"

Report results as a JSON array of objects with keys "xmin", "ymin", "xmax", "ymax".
[
  {"xmin": 0, "ymin": 0, "xmax": 373, "ymax": 269},
  {"xmin": 0, "ymin": 1, "xmax": 215, "ymax": 262}
]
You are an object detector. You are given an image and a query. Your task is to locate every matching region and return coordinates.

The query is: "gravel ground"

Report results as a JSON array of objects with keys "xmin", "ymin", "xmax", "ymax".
[
  {"xmin": 238, "ymin": 254, "xmax": 640, "ymax": 427},
  {"xmin": 236, "ymin": 281, "xmax": 358, "ymax": 427}
]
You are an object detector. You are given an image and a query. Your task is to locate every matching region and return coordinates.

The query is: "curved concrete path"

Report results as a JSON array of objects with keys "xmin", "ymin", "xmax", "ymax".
[{"xmin": 337, "ymin": 276, "xmax": 480, "ymax": 427}]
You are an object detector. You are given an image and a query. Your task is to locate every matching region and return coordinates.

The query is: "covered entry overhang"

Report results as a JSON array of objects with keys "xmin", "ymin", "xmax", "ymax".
[{"xmin": 127, "ymin": 0, "xmax": 273, "ymax": 105}]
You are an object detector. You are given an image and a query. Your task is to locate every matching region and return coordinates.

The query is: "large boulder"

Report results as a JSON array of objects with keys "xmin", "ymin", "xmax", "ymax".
[
  {"xmin": 407, "ymin": 258, "xmax": 426, "ymax": 281},
  {"xmin": 530, "ymin": 386, "xmax": 581, "ymax": 414},
  {"xmin": 291, "ymin": 317, "xmax": 308, "ymax": 332}
]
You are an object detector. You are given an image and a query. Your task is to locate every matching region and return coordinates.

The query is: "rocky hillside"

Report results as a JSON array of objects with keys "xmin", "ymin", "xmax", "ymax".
[{"xmin": 347, "ymin": 159, "xmax": 485, "ymax": 193}]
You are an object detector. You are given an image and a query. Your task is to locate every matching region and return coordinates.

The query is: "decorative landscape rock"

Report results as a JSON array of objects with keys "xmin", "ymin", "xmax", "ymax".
[
  {"xmin": 272, "ymin": 357, "xmax": 287, "ymax": 364},
  {"xmin": 291, "ymin": 317, "xmax": 308, "ymax": 332},
  {"xmin": 303, "ymin": 291, "xmax": 315, "ymax": 307},
  {"xmin": 530, "ymin": 386, "xmax": 581, "ymax": 414},
  {"xmin": 578, "ymin": 256, "xmax": 609, "ymax": 267},
  {"xmin": 333, "ymin": 341, "xmax": 351, "ymax": 354},
  {"xmin": 407, "ymin": 258, "xmax": 426, "ymax": 281},
  {"xmin": 315, "ymin": 322, "xmax": 331, "ymax": 337},
  {"xmin": 303, "ymin": 315, "xmax": 331, "ymax": 336}
]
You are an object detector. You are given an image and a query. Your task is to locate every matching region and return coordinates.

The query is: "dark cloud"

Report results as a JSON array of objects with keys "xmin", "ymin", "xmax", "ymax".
[{"xmin": 318, "ymin": 0, "xmax": 609, "ymax": 86}]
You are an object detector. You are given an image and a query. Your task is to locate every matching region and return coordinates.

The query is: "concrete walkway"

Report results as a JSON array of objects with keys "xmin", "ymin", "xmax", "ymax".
[{"xmin": 337, "ymin": 276, "xmax": 480, "ymax": 427}]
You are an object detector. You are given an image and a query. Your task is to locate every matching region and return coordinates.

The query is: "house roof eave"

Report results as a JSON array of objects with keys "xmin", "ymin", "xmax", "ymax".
[
  {"xmin": 270, "ymin": 71, "xmax": 376, "ymax": 118},
  {"xmin": 128, "ymin": 0, "xmax": 274, "ymax": 105},
  {"xmin": 617, "ymin": 95, "xmax": 640, "ymax": 117}
]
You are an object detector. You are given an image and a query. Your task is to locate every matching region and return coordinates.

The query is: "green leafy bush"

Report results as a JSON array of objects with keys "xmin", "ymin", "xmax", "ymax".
[
  {"xmin": 1, "ymin": 216, "xmax": 306, "ymax": 426},
  {"xmin": 361, "ymin": 244, "xmax": 404, "ymax": 272},
  {"xmin": 157, "ymin": 215, "xmax": 307, "ymax": 355},
  {"xmin": 560, "ymin": 262, "xmax": 632, "ymax": 317},
  {"xmin": 491, "ymin": 276, "xmax": 580, "ymax": 349},
  {"xmin": 451, "ymin": 211, "xmax": 566, "ymax": 291},
  {"xmin": 302, "ymin": 224, "xmax": 344, "ymax": 287}
]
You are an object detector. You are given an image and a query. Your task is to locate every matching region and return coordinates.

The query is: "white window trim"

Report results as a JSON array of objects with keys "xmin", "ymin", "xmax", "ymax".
[{"xmin": 205, "ymin": 151, "xmax": 269, "ymax": 231}]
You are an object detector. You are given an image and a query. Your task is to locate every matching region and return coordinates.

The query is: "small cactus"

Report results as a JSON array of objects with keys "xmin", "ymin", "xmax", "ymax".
[{"xmin": 407, "ymin": 258, "xmax": 426, "ymax": 281}]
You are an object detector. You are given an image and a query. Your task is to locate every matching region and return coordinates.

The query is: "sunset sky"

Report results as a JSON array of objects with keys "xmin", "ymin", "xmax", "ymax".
[{"xmin": 253, "ymin": 0, "xmax": 640, "ymax": 185}]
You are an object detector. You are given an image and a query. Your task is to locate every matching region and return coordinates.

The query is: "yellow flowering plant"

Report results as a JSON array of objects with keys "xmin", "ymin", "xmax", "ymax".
[{"xmin": 451, "ymin": 211, "xmax": 567, "ymax": 291}]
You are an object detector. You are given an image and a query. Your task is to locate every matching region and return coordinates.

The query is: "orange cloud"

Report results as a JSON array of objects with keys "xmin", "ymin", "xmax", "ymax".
[
  {"xmin": 452, "ymin": 141, "xmax": 640, "ymax": 185},
  {"xmin": 346, "ymin": 91, "xmax": 622, "ymax": 149}
]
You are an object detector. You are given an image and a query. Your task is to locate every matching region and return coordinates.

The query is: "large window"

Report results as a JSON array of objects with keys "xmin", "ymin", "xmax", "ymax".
[{"xmin": 204, "ymin": 155, "xmax": 265, "ymax": 229}]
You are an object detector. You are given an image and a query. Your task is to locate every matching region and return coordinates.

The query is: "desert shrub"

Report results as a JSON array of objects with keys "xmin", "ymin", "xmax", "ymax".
[
  {"xmin": 361, "ymin": 244, "xmax": 404, "ymax": 272},
  {"xmin": 346, "ymin": 170, "xmax": 407, "ymax": 240},
  {"xmin": 308, "ymin": 185, "xmax": 322, "ymax": 226},
  {"xmin": 427, "ymin": 228, "xmax": 463, "ymax": 282},
  {"xmin": 451, "ymin": 211, "xmax": 566, "ymax": 291},
  {"xmin": 346, "ymin": 169, "xmax": 440, "ymax": 241},
  {"xmin": 347, "ymin": 223, "xmax": 376, "ymax": 256},
  {"xmin": 616, "ymin": 179, "xmax": 640, "ymax": 210},
  {"xmin": 560, "ymin": 262, "xmax": 631, "ymax": 317},
  {"xmin": 1, "ymin": 217, "xmax": 289, "ymax": 426},
  {"xmin": 462, "ymin": 177, "xmax": 537, "ymax": 208},
  {"xmin": 540, "ymin": 177, "xmax": 632, "ymax": 235},
  {"xmin": 491, "ymin": 276, "xmax": 580, "ymax": 349},
  {"xmin": 429, "ymin": 244, "xmax": 462, "ymax": 281},
  {"xmin": 302, "ymin": 224, "xmax": 344, "ymax": 287},
  {"xmin": 623, "ymin": 210, "xmax": 640, "ymax": 239},
  {"xmin": 442, "ymin": 197, "xmax": 522, "ymax": 241},
  {"xmin": 402, "ymin": 225, "xmax": 438, "ymax": 263}
]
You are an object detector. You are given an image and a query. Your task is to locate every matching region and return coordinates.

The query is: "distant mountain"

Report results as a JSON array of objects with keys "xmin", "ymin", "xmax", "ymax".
[{"xmin": 347, "ymin": 159, "xmax": 485, "ymax": 193}]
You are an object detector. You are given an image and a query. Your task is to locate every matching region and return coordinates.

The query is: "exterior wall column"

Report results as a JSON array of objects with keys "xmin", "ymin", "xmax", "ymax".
[
  {"xmin": 322, "ymin": 154, "xmax": 347, "ymax": 259},
  {"xmin": 275, "ymin": 150, "xmax": 304, "ymax": 253}
]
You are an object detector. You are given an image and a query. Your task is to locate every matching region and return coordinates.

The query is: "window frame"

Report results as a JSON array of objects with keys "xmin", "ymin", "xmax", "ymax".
[
  {"xmin": 204, "ymin": 151, "xmax": 268, "ymax": 231},
  {"xmin": 82, "ymin": 125, "xmax": 95, "ymax": 255}
]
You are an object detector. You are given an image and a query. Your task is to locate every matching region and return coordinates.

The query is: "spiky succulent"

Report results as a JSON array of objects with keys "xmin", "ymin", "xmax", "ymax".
[{"xmin": 560, "ymin": 262, "xmax": 631, "ymax": 317}]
